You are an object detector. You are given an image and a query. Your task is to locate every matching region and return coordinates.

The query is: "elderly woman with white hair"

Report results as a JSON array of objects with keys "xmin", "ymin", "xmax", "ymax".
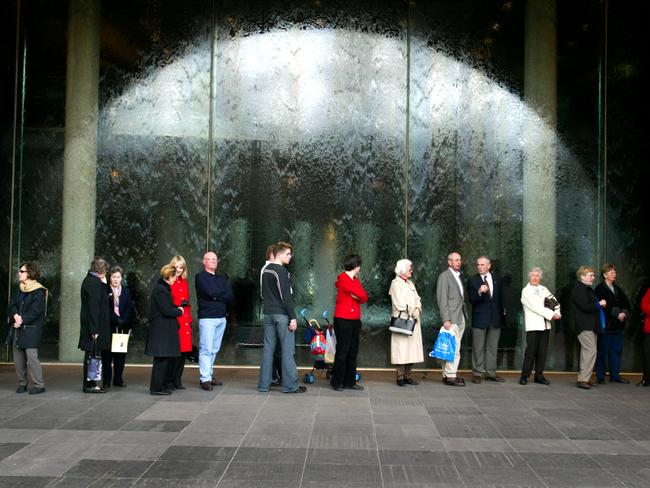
[
  {"xmin": 519, "ymin": 267, "xmax": 561, "ymax": 386},
  {"xmin": 389, "ymin": 259, "xmax": 423, "ymax": 386}
]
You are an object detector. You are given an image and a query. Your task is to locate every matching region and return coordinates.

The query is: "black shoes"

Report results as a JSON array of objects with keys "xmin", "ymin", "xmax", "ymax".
[
  {"xmin": 443, "ymin": 377, "xmax": 465, "ymax": 387},
  {"xmin": 200, "ymin": 381, "xmax": 213, "ymax": 391},
  {"xmin": 150, "ymin": 390, "xmax": 172, "ymax": 396},
  {"xmin": 396, "ymin": 379, "xmax": 406, "ymax": 387},
  {"xmin": 534, "ymin": 377, "xmax": 550, "ymax": 385},
  {"xmin": 403, "ymin": 378, "xmax": 419, "ymax": 386},
  {"xmin": 284, "ymin": 386, "xmax": 307, "ymax": 394},
  {"xmin": 519, "ymin": 376, "xmax": 528, "ymax": 385},
  {"xmin": 83, "ymin": 386, "xmax": 106, "ymax": 393},
  {"xmin": 210, "ymin": 379, "xmax": 223, "ymax": 386},
  {"xmin": 16, "ymin": 385, "xmax": 27, "ymax": 393},
  {"xmin": 345, "ymin": 384, "xmax": 365, "ymax": 390},
  {"xmin": 332, "ymin": 384, "xmax": 344, "ymax": 391},
  {"xmin": 484, "ymin": 376, "xmax": 506, "ymax": 383},
  {"xmin": 611, "ymin": 377, "xmax": 630, "ymax": 384},
  {"xmin": 596, "ymin": 378, "xmax": 605, "ymax": 384},
  {"xmin": 29, "ymin": 387, "xmax": 46, "ymax": 395}
]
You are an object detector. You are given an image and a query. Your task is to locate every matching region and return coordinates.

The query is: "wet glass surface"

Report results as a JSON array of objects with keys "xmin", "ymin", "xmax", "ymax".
[{"xmin": 3, "ymin": 0, "xmax": 648, "ymax": 372}]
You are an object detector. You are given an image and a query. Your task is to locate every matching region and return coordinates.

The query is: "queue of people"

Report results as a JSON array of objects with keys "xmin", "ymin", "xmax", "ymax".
[{"xmin": 5, "ymin": 249, "xmax": 648, "ymax": 395}]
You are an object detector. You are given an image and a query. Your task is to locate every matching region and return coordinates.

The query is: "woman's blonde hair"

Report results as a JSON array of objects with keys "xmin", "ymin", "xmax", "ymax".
[
  {"xmin": 576, "ymin": 265, "xmax": 595, "ymax": 279},
  {"xmin": 160, "ymin": 264, "xmax": 176, "ymax": 281},
  {"xmin": 169, "ymin": 255, "xmax": 187, "ymax": 279}
]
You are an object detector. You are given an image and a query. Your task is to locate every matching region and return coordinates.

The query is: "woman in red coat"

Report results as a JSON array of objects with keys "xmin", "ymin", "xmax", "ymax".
[
  {"xmin": 331, "ymin": 254, "xmax": 368, "ymax": 391},
  {"xmin": 168, "ymin": 255, "xmax": 193, "ymax": 389},
  {"xmin": 640, "ymin": 287, "xmax": 650, "ymax": 387}
]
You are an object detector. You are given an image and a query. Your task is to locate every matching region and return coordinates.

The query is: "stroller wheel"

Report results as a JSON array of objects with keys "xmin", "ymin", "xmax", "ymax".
[
  {"xmin": 308, "ymin": 374, "xmax": 315, "ymax": 384},
  {"xmin": 355, "ymin": 372, "xmax": 361, "ymax": 382},
  {"xmin": 303, "ymin": 373, "xmax": 310, "ymax": 384}
]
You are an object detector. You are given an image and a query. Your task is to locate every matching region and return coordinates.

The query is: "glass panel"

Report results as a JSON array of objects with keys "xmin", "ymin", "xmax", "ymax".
[
  {"xmin": 96, "ymin": 0, "xmax": 212, "ymax": 354},
  {"xmin": 209, "ymin": 0, "xmax": 407, "ymax": 366}
]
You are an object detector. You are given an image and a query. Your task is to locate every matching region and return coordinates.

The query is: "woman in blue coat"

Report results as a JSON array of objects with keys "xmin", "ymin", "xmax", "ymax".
[
  {"xmin": 7, "ymin": 261, "xmax": 48, "ymax": 394},
  {"xmin": 146, "ymin": 264, "xmax": 183, "ymax": 395},
  {"xmin": 103, "ymin": 265, "xmax": 134, "ymax": 388}
]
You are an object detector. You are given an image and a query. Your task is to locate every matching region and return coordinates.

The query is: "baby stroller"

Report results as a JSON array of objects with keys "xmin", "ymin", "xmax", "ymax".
[{"xmin": 300, "ymin": 309, "xmax": 334, "ymax": 384}]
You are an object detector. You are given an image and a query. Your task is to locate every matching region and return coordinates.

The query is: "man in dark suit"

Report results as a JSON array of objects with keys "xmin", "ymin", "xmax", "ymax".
[{"xmin": 468, "ymin": 256, "xmax": 506, "ymax": 383}]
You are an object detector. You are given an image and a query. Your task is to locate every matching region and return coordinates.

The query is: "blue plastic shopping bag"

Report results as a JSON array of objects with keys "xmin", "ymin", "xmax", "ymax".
[{"xmin": 429, "ymin": 328, "xmax": 457, "ymax": 362}]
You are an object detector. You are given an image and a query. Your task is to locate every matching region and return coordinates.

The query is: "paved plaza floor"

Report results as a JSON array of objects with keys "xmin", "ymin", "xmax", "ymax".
[{"xmin": 1, "ymin": 364, "xmax": 650, "ymax": 487}]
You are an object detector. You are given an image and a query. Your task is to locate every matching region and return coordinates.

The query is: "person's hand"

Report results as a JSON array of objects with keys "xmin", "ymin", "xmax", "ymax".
[
  {"xmin": 92, "ymin": 333, "xmax": 99, "ymax": 339},
  {"xmin": 288, "ymin": 319, "xmax": 297, "ymax": 332},
  {"xmin": 443, "ymin": 320, "xmax": 452, "ymax": 330},
  {"xmin": 599, "ymin": 299, "xmax": 607, "ymax": 307},
  {"xmin": 350, "ymin": 294, "xmax": 359, "ymax": 301},
  {"xmin": 13, "ymin": 322, "xmax": 21, "ymax": 329},
  {"xmin": 479, "ymin": 284, "xmax": 489, "ymax": 295},
  {"xmin": 552, "ymin": 312, "xmax": 561, "ymax": 320},
  {"xmin": 618, "ymin": 313, "xmax": 626, "ymax": 322},
  {"xmin": 178, "ymin": 307, "xmax": 184, "ymax": 313},
  {"xmin": 13, "ymin": 314, "xmax": 22, "ymax": 326}
]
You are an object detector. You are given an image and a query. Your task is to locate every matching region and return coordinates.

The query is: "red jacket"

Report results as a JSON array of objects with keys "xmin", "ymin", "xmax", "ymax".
[
  {"xmin": 642, "ymin": 288, "xmax": 650, "ymax": 334},
  {"xmin": 334, "ymin": 271, "xmax": 368, "ymax": 320},
  {"xmin": 171, "ymin": 277, "xmax": 193, "ymax": 352}
]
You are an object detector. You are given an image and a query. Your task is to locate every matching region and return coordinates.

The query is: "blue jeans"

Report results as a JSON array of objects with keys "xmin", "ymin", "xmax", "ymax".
[
  {"xmin": 258, "ymin": 314, "xmax": 298, "ymax": 392},
  {"xmin": 596, "ymin": 331, "xmax": 624, "ymax": 380},
  {"xmin": 199, "ymin": 317, "xmax": 227, "ymax": 383}
]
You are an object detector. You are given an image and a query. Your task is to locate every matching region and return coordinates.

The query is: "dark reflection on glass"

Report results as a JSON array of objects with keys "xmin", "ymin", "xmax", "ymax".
[{"xmin": 3, "ymin": 0, "xmax": 646, "ymax": 371}]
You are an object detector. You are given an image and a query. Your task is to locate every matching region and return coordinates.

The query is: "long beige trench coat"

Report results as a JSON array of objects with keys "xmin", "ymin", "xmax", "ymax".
[{"xmin": 389, "ymin": 277, "xmax": 424, "ymax": 365}]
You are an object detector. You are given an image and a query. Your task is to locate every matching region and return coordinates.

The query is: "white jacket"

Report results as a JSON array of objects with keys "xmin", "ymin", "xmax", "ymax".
[{"xmin": 521, "ymin": 283, "xmax": 560, "ymax": 332}]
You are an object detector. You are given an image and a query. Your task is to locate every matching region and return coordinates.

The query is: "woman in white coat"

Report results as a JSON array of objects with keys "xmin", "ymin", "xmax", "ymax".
[
  {"xmin": 389, "ymin": 259, "xmax": 423, "ymax": 386},
  {"xmin": 519, "ymin": 267, "xmax": 561, "ymax": 385}
]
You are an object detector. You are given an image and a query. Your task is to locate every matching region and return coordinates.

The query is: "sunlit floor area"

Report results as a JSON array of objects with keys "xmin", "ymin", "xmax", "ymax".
[{"xmin": 1, "ymin": 364, "xmax": 649, "ymax": 488}]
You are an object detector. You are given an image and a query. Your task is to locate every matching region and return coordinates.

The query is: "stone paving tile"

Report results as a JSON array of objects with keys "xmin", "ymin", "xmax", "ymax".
[
  {"xmin": 0, "ymin": 457, "xmax": 80, "ymax": 476},
  {"xmin": 378, "ymin": 449, "xmax": 451, "ymax": 465},
  {"xmin": 120, "ymin": 420, "xmax": 191, "ymax": 432},
  {"xmin": 307, "ymin": 448, "xmax": 379, "ymax": 465},
  {"xmin": 532, "ymin": 467, "xmax": 626, "ymax": 487},
  {"xmin": 62, "ymin": 459, "xmax": 153, "ymax": 479},
  {"xmin": 46, "ymin": 478, "xmax": 137, "ymax": 488},
  {"xmin": 449, "ymin": 451, "xmax": 528, "ymax": 468},
  {"xmin": 82, "ymin": 443, "xmax": 169, "ymax": 461},
  {"xmin": 0, "ymin": 443, "xmax": 28, "ymax": 461},
  {"xmin": 442, "ymin": 437, "xmax": 513, "ymax": 452},
  {"xmin": 381, "ymin": 464, "xmax": 463, "ymax": 484},
  {"xmin": 133, "ymin": 478, "xmax": 217, "ymax": 487},
  {"xmin": 231, "ymin": 447, "xmax": 306, "ymax": 464},
  {"xmin": 302, "ymin": 462, "xmax": 382, "ymax": 483},
  {"xmin": 0, "ymin": 428, "xmax": 47, "ymax": 443},
  {"xmin": 0, "ymin": 477, "xmax": 55, "ymax": 488},
  {"xmin": 455, "ymin": 465, "xmax": 546, "ymax": 487},
  {"xmin": 241, "ymin": 433, "xmax": 311, "ymax": 448},
  {"xmin": 141, "ymin": 460, "xmax": 228, "ymax": 480},
  {"xmin": 309, "ymin": 434, "xmax": 377, "ymax": 450},
  {"xmin": 171, "ymin": 432, "xmax": 245, "ymax": 447},
  {"xmin": 221, "ymin": 462, "xmax": 303, "ymax": 482},
  {"xmin": 160, "ymin": 445, "xmax": 237, "ymax": 462},
  {"xmin": 430, "ymin": 414, "xmax": 502, "ymax": 438}
]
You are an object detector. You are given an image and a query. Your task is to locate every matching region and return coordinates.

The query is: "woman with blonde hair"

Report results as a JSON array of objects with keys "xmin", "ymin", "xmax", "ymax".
[
  {"xmin": 168, "ymin": 255, "xmax": 192, "ymax": 389},
  {"xmin": 388, "ymin": 259, "xmax": 423, "ymax": 386},
  {"xmin": 146, "ymin": 264, "xmax": 183, "ymax": 395}
]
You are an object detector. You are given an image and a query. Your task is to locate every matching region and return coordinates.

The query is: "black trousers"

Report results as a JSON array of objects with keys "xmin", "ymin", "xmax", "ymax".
[
  {"xmin": 101, "ymin": 350, "xmax": 126, "ymax": 386},
  {"xmin": 150, "ymin": 356, "xmax": 173, "ymax": 392},
  {"xmin": 644, "ymin": 334, "xmax": 650, "ymax": 382},
  {"xmin": 521, "ymin": 329, "xmax": 549, "ymax": 379},
  {"xmin": 166, "ymin": 355, "xmax": 185, "ymax": 388},
  {"xmin": 331, "ymin": 317, "xmax": 361, "ymax": 387}
]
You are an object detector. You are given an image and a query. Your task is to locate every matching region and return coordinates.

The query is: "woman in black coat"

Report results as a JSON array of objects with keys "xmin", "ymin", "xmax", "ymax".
[
  {"xmin": 103, "ymin": 265, "xmax": 135, "ymax": 388},
  {"xmin": 79, "ymin": 257, "xmax": 111, "ymax": 393},
  {"xmin": 571, "ymin": 265, "xmax": 607, "ymax": 390},
  {"xmin": 146, "ymin": 264, "xmax": 183, "ymax": 395},
  {"xmin": 7, "ymin": 261, "xmax": 48, "ymax": 394}
]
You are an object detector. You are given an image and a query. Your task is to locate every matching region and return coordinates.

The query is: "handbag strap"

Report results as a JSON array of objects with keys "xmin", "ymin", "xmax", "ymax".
[{"xmin": 396, "ymin": 304, "xmax": 410, "ymax": 319}]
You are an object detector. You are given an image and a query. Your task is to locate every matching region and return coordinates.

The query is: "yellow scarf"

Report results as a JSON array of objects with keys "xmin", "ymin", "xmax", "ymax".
[{"xmin": 19, "ymin": 280, "xmax": 49, "ymax": 315}]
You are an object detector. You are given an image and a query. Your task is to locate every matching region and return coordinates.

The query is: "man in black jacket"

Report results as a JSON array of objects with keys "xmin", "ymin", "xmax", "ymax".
[
  {"xmin": 595, "ymin": 263, "xmax": 631, "ymax": 384},
  {"xmin": 195, "ymin": 251, "xmax": 234, "ymax": 390},
  {"xmin": 468, "ymin": 256, "xmax": 506, "ymax": 383},
  {"xmin": 258, "ymin": 242, "xmax": 306, "ymax": 394}
]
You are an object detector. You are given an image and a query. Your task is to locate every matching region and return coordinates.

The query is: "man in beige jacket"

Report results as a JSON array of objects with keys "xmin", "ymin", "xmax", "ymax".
[{"xmin": 436, "ymin": 252, "xmax": 468, "ymax": 386}]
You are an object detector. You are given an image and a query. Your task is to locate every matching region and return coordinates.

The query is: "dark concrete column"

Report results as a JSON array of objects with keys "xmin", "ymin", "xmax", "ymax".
[
  {"xmin": 523, "ymin": 0, "xmax": 557, "ymax": 291},
  {"xmin": 59, "ymin": 0, "xmax": 101, "ymax": 361}
]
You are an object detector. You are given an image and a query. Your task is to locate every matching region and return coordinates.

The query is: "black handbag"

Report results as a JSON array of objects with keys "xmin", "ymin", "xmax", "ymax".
[
  {"xmin": 544, "ymin": 294, "xmax": 560, "ymax": 311},
  {"xmin": 389, "ymin": 306, "xmax": 416, "ymax": 336}
]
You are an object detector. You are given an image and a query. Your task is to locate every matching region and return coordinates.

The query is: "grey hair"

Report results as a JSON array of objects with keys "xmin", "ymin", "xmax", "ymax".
[
  {"xmin": 528, "ymin": 267, "xmax": 543, "ymax": 279},
  {"xmin": 394, "ymin": 259, "xmax": 412, "ymax": 276},
  {"xmin": 477, "ymin": 255, "xmax": 491, "ymax": 263}
]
